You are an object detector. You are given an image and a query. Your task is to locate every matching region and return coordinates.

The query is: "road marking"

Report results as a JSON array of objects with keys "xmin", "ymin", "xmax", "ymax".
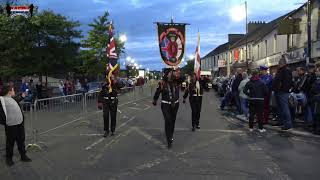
[
  {"xmin": 85, "ymin": 116, "xmax": 135, "ymax": 150},
  {"xmin": 128, "ymin": 107, "xmax": 142, "ymax": 110},
  {"xmin": 118, "ymin": 97, "xmax": 150, "ymax": 107},
  {"xmin": 138, "ymin": 127, "xmax": 244, "ymax": 134},
  {"xmin": 85, "ymin": 138, "xmax": 104, "ymax": 150},
  {"xmin": 177, "ymin": 135, "xmax": 229, "ymax": 156},
  {"xmin": 133, "ymin": 127, "xmax": 167, "ymax": 150},
  {"xmin": 80, "ymin": 133, "xmax": 103, "ymax": 136},
  {"xmin": 85, "ymin": 128, "xmax": 134, "ymax": 166}
]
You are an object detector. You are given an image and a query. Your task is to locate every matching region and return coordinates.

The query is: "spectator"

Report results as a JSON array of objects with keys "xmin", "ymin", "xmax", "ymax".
[
  {"xmin": 0, "ymin": 85, "xmax": 32, "ymax": 166},
  {"xmin": 260, "ymin": 65, "xmax": 273, "ymax": 124},
  {"xmin": 75, "ymin": 79, "xmax": 82, "ymax": 94},
  {"xmin": 243, "ymin": 69, "xmax": 268, "ymax": 132},
  {"xmin": 231, "ymin": 68, "xmax": 243, "ymax": 114},
  {"xmin": 220, "ymin": 75, "xmax": 235, "ymax": 110},
  {"xmin": 311, "ymin": 62, "xmax": 320, "ymax": 134},
  {"xmin": 272, "ymin": 56, "xmax": 293, "ymax": 131},
  {"xmin": 36, "ymin": 81, "xmax": 43, "ymax": 99},
  {"xmin": 59, "ymin": 81, "xmax": 65, "ymax": 96},
  {"xmin": 83, "ymin": 79, "xmax": 89, "ymax": 93},
  {"xmin": 0, "ymin": 78, "xmax": 3, "ymax": 96},
  {"xmin": 20, "ymin": 78, "xmax": 28, "ymax": 93},
  {"xmin": 296, "ymin": 67, "xmax": 312, "ymax": 124},
  {"xmin": 238, "ymin": 72, "xmax": 249, "ymax": 119}
]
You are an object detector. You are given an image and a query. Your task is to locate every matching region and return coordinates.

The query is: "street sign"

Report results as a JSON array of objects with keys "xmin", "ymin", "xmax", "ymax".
[{"xmin": 218, "ymin": 60, "xmax": 226, "ymax": 67}]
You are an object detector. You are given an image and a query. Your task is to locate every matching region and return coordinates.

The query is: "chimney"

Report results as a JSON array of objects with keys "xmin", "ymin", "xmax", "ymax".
[
  {"xmin": 248, "ymin": 21, "xmax": 267, "ymax": 34},
  {"xmin": 228, "ymin": 34, "xmax": 245, "ymax": 43}
]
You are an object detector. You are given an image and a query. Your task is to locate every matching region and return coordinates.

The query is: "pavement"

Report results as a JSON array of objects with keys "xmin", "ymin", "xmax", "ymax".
[{"xmin": 0, "ymin": 89, "xmax": 320, "ymax": 180}]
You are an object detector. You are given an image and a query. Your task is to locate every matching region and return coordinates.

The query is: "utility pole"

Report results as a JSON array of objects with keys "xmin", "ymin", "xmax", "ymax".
[
  {"xmin": 306, "ymin": 0, "xmax": 312, "ymax": 67},
  {"xmin": 245, "ymin": 1, "xmax": 249, "ymax": 72}
]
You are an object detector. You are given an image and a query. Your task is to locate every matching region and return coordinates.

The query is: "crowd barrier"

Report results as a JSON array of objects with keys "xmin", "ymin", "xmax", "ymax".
[{"xmin": 23, "ymin": 84, "xmax": 154, "ymax": 151}]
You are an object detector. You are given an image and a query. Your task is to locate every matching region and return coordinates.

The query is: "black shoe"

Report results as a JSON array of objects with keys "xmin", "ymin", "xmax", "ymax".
[
  {"xmin": 196, "ymin": 126, "xmax": 200, "ymax": 129},
  {"xmin": 111, "ymin": 132, "xmax": 115, "ymax": 136},
  {"xmin": 103, "ymin": 131, "xmax": 109, "ymax": 137},
  {"xmin": 281, "ymin": 127, "xmax": 292, "ymax": 131},
  {"xmin": 21, "ymin": 155, "xmax": 32, "ymax": 162},
  {"xmin": 6, "ymin": 158, "xmax": 14, "ymax": 166},
  {"xmin": 192, "ymin": 127, "xmax": 195, "ymax": 132}
]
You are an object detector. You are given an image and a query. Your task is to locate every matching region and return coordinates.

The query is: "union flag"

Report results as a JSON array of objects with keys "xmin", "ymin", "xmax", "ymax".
[{"xmin": 106, "ymin": 22, "xmax": 118, "ymax": 92}]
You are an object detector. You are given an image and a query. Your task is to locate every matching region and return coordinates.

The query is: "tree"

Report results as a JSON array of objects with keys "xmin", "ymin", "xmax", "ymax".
[
  {"xmin": 0, "ymin": 10, "xmax": 82, "ymax": 82},
  {"xmin": 80, "ymin": 11, "xmax": 125, "ymax": 80},
  {"xmin": 181, "ymin": 59, "xmax": 194, "ymax": 76}
]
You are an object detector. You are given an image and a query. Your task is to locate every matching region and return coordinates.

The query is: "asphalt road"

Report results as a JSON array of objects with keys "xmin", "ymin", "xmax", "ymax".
[{"xmin": 0, "ymin": 89, "xmax": 320, "ymax": 180}]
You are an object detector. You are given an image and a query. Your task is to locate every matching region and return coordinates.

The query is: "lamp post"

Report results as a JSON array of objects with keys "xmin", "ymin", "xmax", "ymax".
[{"xmin": 245, "ymin": 1, "xmax": 249, "ymax": 72}]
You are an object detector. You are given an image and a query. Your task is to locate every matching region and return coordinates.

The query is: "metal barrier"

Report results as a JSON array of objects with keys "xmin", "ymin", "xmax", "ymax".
[{"xmin": 23, "ymin": 85, "xmax": 154, "ymax": 151}]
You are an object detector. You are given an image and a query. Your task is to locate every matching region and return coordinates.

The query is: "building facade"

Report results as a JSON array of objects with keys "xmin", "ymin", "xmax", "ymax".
[{"xmin": 202, "ymin": 0, "xmax": 320, "ymax": 77}]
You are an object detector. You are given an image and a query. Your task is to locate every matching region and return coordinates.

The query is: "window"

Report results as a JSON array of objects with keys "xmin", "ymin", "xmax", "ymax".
[
  {"xmin": 258, "ymin": 44, "xmax": 260, "ymax": 59},
  {"xmin": 265, "ymin": 40, "xmax": 267, "ymax": 57},
  {"xmin": 274, "ymin": 34, "xmax": 277, "ymax": 53}
]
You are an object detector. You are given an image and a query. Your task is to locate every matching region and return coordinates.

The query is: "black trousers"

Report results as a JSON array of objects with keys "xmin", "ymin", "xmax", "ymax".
[
  {"xmin": 161, "ymin": 103, "xmax": 179, "ymax": 143},
  {"xmin": 190, "ymin": 96, "xmax": 202, "ymax": 127},
  {"xmin": 248, "ymin": 100, "xmax": 264, "ymax": 129},
  {"xmin": 5, "ymin": 123, "xmax": 26, "ymax": 159},
  {"xmin": 103, "ymin": 100, "xmax": 118, "ymax": 133}
]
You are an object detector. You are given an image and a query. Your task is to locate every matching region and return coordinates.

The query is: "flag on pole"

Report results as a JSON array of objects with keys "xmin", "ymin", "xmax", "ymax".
[
  {"xmin": 106, "ymin": 22, "xmax": 118, "ymax": 93},
  {"xmin": 194, "ymin": 31, "xmax": 201, "ymax": 80}
]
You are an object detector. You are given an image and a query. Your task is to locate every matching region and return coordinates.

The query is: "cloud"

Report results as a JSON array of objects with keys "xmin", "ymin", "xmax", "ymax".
[
  {"xmin": 92, "ymin": 0, "xmax": 107, "ymax": 4},
  {"xmin": 37, "ymin": 0, "xmax": 303, "ymax": 70}
]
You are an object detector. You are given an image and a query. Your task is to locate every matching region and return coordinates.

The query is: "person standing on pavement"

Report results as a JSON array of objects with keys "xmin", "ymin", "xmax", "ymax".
[
  {"xmin": 231, "ymin": 68, "xmax": 243, "ymax": 114},
  {"xmin": 272, "ymin": 56, "xmax": 293, "ymax": 131},
  {"xmin": 238, "ymin": 72, "xmax": 250, "ymax": 119},
  {"xmin": 153, "ymin": 68, "xmax": 180, "ymax": 149},
  {"xmin": 183, "ymin": 73, "xmax": 204, "ymax": 131},
  {"xmin": 311, "ymin": 62, "xmax": 320, "ymax": 134},
  {"xmin": 260, "ymin": 65, "xmax": 273, "ymax": 124},
  {"xmin": 243, "ymin": 70, "xmax": 268, "ymax": 132},
  {"xmin": 98, "ymin": 75, "xmax": 122, "ymax": 137},
  {"xmin": 0, "ymin": 85, "xmax": 32, "ymax": 166}
]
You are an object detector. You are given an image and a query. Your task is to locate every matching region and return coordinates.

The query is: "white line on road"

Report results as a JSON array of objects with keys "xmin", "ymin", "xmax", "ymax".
[
  {"xmin": 138, "ymin": 127, "xmax": 244, "ymax": 134},
  {"xmin": 85, "ymin": 116, "xmax": 136, "ymax": 150}
]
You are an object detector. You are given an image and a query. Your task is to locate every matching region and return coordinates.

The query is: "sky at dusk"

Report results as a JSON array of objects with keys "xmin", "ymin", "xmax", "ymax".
[{"xmin": 32, "ymin": 0, "xmax": 304, "ymax": 70}]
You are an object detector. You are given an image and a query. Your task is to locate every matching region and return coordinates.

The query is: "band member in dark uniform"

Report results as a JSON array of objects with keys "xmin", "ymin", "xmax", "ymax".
[
  {"xmin": 98, "ymin": 75, "xmax": 122, "ymax": 137},
  {"xmin": 183, "ymin": 74, "xmax": 204, "ymax": 131},
  {"xmin": 153, "ymin": 68, "xmax": 180, "ymax": 149}
]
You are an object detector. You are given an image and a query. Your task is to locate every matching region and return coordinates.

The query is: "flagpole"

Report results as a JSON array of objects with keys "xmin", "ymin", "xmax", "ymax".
[{"xmin": 245, "ymin": 1, "xmax": 249, "ymax": 72}]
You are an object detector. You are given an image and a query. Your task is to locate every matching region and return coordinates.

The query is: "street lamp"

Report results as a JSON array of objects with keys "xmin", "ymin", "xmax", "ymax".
[
  {"xmin": 126, "ymin": 56, "xmax": 132, "ymax": 61},
  {"xmin": 120, "ymin": 34, "xmax": 127, "ymax": 43},
  {"xmin": 229, "ymin": 1, "xmax": 248, "ymax": 74},
  {"xmin": 230, "ymin": 3, "xmax": 246, "ymax": 22},
  {"xmin": 188, "ymin": 54, "xmax": 195, "ymax": 60}
]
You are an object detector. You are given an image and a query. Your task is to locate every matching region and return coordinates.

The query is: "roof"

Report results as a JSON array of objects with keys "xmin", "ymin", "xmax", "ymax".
[
  {"xmin": 230, "ymin": 7, "xmax": 302, "ymax": 49},
  {"xmin": 202, "ymin": 42, "xmax": 230, "ymax": 59}
]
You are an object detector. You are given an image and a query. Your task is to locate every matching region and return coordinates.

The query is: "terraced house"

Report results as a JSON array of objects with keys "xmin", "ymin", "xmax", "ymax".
[{"xmin": 202, "ymin": 0, "xmax": 320, "ymax": 77}]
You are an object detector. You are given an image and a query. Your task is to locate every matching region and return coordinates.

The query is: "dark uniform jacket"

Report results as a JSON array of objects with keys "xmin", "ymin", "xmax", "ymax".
[
  {"xmin": 183, "ymin": 80, "xmax": 204, "ymax": 99},
  {"xmin": 0, "ymin": 94, "xmax": 25, "ymax": 125},
  {"xmin": 98, "ymin": 82, "xmax": 123, "ymax": 106},
  {"xmin": 153, "ymin": 81, "xmax": 180, "ymax": 105}
]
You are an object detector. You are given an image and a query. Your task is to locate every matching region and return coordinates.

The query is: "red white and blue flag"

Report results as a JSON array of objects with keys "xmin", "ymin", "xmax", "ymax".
[
  {"xmin": 106, "ymin": 22, "xmax": 118, "ymax": 92},
  {"xmin": 194, "ymin": 31, "xmax": 201, "ymax": 80}
]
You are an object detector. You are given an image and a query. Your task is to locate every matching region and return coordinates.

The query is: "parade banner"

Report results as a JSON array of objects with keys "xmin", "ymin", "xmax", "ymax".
[
  {"xmin": 106, "ymin": 22, "xmax": 118, "ymax": 93},
  {"xmin": 157, "ymin": 22, "xmax": 186, "ymax": 67}
]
